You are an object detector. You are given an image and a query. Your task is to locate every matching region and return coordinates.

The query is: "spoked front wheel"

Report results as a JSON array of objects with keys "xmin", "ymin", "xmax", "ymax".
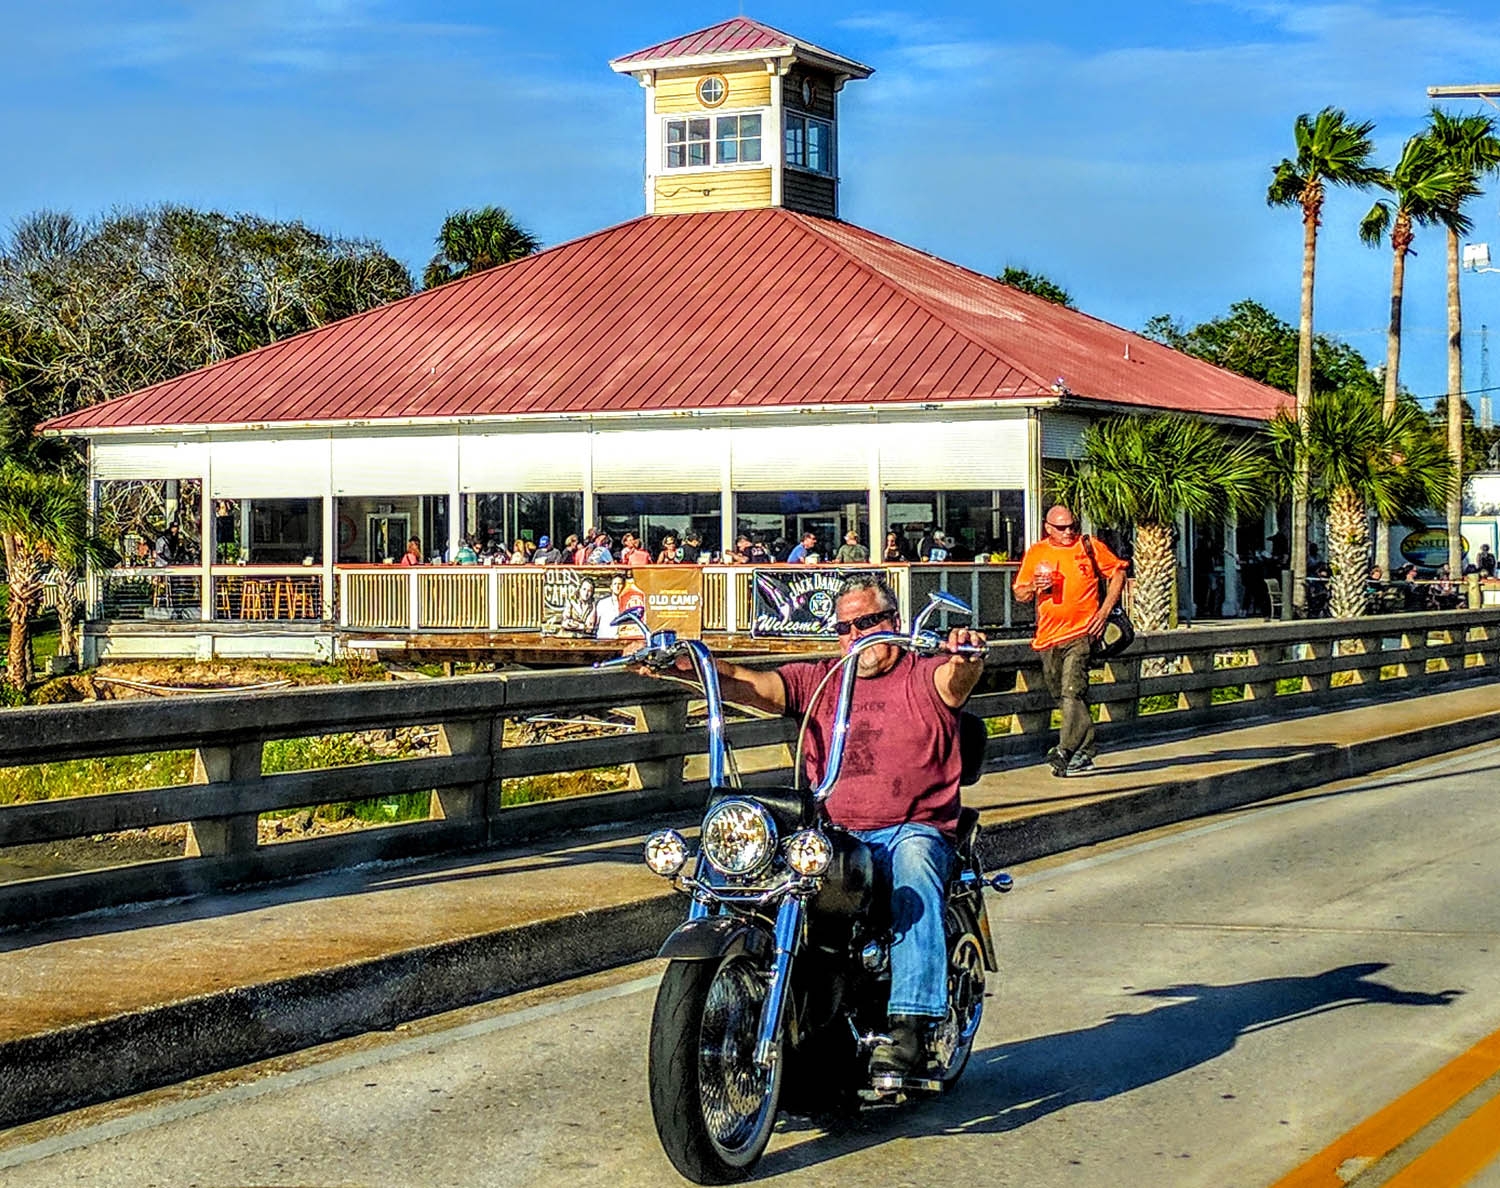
[
  {"xmin": 929, "ymin": 927, "xmax": 985, "ymax": 1087},
  {"xmin": 649, "ymin": 956, "xmax": 783, "ymax": 1184}
]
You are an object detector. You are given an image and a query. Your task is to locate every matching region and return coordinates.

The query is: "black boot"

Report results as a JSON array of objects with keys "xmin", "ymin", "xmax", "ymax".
[{"xmin": 870, "ymin": 1015, "xmax": 924, "ymax": 1078}]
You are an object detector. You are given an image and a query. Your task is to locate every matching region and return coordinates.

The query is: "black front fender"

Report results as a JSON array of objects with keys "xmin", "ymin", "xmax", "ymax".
[{"xmin": 658, "ymin": 914, "xmax": 774, "ymax": 962}]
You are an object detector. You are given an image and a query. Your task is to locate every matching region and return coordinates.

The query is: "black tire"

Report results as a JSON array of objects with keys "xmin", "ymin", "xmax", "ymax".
[
  {"xmin": 649, "ymin": 956, "xmax": 784, "ymax": 1184},
  {"xmin": 930, "ymin": 912, "xmax": 986, "ymax": 1088}
]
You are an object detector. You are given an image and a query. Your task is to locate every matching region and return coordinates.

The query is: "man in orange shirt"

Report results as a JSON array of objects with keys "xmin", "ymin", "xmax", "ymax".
[{"xmin": 1013, "ymin": 505, "xmax": 1127, "ymax": 776}]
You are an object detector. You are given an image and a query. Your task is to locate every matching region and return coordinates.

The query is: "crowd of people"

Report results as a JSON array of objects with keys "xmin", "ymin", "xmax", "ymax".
[{"xmin": 420, "ymin": 524, "xmax": 1011, "ymax": 567}]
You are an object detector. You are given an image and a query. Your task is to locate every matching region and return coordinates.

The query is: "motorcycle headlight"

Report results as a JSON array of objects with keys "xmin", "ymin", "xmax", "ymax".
[
  {"xmin": 643, "ymin": 829, "xmax": 688, "ymax": 878},
  {"xmin": 700, "ymin": 800, "xmax": 777, "ymax": 878},
  {"xmin": 784, "ymin": 829, "xmax": 833, "ymax": 877}
]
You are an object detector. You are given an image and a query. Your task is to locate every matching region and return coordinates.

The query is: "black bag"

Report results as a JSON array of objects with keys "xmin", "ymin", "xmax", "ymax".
[{"xmin": 1082, "ymin": 536, "xmax": 1135, "ymax": 661}]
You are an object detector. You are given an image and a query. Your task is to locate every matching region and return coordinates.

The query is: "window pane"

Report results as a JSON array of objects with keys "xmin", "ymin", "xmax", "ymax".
[
  {"xmin": 689, "ymin": 118, "xmax": 710, "ymax": 139},
  {"xmin": 717, "ymin": 138, "xmax": 738, "ymax": 164},
  {"xmin": 740, "ymin": 114, "xmax": 761, "ymax": 137},
  {"xmin": 666, "ymin": 120, "xmax": 685, "ymax": 144},
  {"xmin": 667, "ymin": 144, "xmax": 685, "ymax": 168},
  {"xmin": 808, "ymin": 122, "xmax": 827, "ymax": 172},
  {"xmin": 785, "ymin": 119, "xmax": 805, "ymax": 167},
  {"xmin": 689, "ymin": 142, "xmax": 709, "ymax": 167},
  {"xmin": 716, "ymin": 115, "xmax": 739, "ymax": 137},
  {"xmin": 741, "ymin": 137, "xmax": 761, "ymax": 163}
]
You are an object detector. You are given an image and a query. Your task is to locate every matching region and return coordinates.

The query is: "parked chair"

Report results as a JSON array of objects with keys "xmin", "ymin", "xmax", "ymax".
[
  {"xmin": 1263, "ymin": 577, "xmax": 1283, "ymax": 620},
  {"xmin": 241, "ymin": 580, "xmax": 268, "ymax": 620}
]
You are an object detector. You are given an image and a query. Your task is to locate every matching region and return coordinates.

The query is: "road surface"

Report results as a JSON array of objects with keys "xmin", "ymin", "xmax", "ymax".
[{"xmin": 4, "ymin": 744, "xmax": 1500, "ymax": 1187}]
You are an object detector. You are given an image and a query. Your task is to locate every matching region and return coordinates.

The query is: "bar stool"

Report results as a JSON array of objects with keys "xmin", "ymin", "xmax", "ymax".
[{"xmin": 241, "ymin": 580, "xmax": 268, "ymax": 620}]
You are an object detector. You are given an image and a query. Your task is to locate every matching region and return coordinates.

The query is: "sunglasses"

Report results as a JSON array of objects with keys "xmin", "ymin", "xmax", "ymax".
[
  {"xmin": 833, "ymin": 609, "xmax": 896, "ymax": 635},
  {"xmin": 1046, "ymin": 521, "xmax": 1079, "ymax": 533}
]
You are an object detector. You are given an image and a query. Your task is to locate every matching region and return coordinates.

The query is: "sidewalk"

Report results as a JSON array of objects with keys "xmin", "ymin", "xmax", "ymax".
[{"xmin": 2, "ymin": 682, "xmax": 1499, "ymax": 1130}]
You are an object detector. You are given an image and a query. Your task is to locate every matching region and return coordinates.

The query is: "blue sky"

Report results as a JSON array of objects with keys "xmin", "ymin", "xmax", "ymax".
[{"xmin": 5, "ymin": 0, "xmax": 1500, "ymax": 405}]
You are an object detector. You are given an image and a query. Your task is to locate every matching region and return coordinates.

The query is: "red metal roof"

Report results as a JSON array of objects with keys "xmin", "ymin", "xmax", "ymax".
[
  {"xmin": 43, "ymin": 208, "xmax": 1288, "ymax": 434},
  {"xmin": 610, "ymin": 18, "xmax": 871, "ymax": 76}
]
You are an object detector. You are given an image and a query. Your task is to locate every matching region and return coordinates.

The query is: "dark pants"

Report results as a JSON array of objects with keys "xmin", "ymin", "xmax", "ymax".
[{"xmin": 1041, "ymin": 635, "xmax": 1095, "ymax": 757}]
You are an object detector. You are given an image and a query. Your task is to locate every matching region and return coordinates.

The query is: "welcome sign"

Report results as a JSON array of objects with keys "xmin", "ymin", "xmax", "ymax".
[{"xmin": 751, "ymin": 568, "xmax": 884, "ymax": 638}]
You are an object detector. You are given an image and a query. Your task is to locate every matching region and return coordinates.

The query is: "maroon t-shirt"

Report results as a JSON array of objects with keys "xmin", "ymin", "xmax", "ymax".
[{"xmin": 778, "ymin": 652, "xmax": 962, "ymax": 835}]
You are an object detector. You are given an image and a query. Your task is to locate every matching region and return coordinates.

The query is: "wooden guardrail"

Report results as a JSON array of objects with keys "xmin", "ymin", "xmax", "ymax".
[{"xmin": 1, "ymin": 608, "xmax": 1496, "ymax": 927}]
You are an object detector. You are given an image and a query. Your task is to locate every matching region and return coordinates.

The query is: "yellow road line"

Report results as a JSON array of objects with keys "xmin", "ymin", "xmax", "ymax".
[
  {"xmin": 1269, "ymin": 1028, "xmax": 1500, "ymax": 1188},
  {"xmin": 1381, "ymin": 1091, "xmax": 1500, "ymax": 1188}
]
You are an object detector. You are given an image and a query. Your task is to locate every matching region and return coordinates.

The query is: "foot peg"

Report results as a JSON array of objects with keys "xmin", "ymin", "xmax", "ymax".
[{"xmin": 864, "ymin": 1072, "xmax": 943, "ymax": 1099}]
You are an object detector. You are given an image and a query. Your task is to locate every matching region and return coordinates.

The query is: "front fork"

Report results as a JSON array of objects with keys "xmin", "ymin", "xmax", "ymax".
[{"xmin": 753, "ymin": 893, "xmax": 806, "ymax": 1069}]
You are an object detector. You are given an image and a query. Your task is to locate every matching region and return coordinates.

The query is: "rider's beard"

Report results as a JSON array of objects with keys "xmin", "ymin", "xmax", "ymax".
[{"xmin": 855, "ymin": 645, "xmax": 896, "ymax": 678}]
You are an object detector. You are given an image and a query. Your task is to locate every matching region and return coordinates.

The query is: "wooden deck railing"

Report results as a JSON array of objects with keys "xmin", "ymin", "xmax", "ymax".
[{"xmin": 4, "ymin": 607, "xmax": 1496, "ymax": 927}]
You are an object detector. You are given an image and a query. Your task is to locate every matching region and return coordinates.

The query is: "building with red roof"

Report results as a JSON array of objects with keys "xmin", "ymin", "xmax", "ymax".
[{"xmin": 42, "ymin": 18, "xmax": 1287, "ymax": 660}]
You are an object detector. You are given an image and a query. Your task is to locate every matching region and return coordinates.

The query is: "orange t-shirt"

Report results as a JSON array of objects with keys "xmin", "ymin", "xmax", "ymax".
[{"xmin": 1015, "ymin": 536, "xmax": 1127, "ymax": 651}]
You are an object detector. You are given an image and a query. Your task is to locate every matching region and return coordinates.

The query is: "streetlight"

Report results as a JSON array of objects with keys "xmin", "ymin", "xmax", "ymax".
[{"xmin": 1427, "ymin": 84, "xmax": 1500, "ymax": 107}]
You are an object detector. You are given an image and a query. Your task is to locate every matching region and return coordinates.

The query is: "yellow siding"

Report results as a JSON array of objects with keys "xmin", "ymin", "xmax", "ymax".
[
  {"xmin": 654, "ymin": 168, "xmax": 773, "ymax": 214},
  {"xmin": 654, "ymin": 65, "xmax": 772, "ymax": 113}
]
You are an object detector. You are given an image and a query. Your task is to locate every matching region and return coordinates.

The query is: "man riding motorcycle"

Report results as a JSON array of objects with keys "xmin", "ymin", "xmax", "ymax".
[{"xmin": 672, "ymin": 573, "xmax": 987, "ymax": 1078}]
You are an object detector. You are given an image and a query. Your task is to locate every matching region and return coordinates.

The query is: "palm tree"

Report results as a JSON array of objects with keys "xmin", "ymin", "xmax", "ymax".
[
  {"xmin": 422, "ymin": 206, "xmax": 540, "ymax": 289},
  {"xmin": 1269, "ymin": 387, "xmax": 1452, "ymax": 618},
  {"xmin": 1359, "ymin": 133, "xmax": 1476, "ymax": 574},
  {"xmin": 0, "ymin": 463, "xmax": 94, "ymax": 690},
  {"xmin": 1054, "ymin": 414, "xmax": 1271, "ymax": 631},
  {"xmin": 1425, "ymin": 108, "xmax": 1500, "ymax": 579},
  {"xmin": 1267, "ymin": 108, "xmax": 1385, "ymax": 617}
]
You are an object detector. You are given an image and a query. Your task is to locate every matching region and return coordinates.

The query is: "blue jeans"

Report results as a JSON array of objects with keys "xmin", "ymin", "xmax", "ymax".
[{"xmin": 852, "ymin": 823, "xmax": 956, "ymax": 1019}]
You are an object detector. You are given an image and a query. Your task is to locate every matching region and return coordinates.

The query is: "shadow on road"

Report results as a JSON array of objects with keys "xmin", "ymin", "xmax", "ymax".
[{"xmin": 760, "ymin": 962, "xmax": 1460, "ymax": 1177}]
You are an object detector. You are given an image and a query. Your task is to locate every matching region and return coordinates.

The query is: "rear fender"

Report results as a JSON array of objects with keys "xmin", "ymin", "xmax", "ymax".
[{"xmin": 657, "ymin": 914, "xmax": 774, "ymax": 962}]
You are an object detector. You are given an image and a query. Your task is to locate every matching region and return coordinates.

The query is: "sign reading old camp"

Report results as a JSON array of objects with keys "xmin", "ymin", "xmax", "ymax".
[
  {"xmin": 751, "ymin": 567, "xmax": 883, "ymax": 638},
  {"xmin": 633, "ymin": 566, "xmax": 704, "ymax": 638}
]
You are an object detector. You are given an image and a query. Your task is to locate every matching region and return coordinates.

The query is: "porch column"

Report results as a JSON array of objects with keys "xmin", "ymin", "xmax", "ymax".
[
  {"xmin": 447, "ymin": 487, "xmax": 462, "ymax": 561},
  {"xmin": 321, "ymin": 495, "xmax": 336, "ymax": 623},
  {"xmin": 199, "ymin": 470, "xmax": 213, "ymax": 622},
  {"xmin": 240, "ymin": 501, "xmax": 252, "ymax": 562},
  {"xmin": 1024, "ymin": 409, "xmax": 1043, "ymax": 546},
  {"xmin": 719, "ymin": 447, "xmax": 735, "ymax": 561},
  {"xmin": 1222, "ymin": 516, "xmax": 1241, "ymax": 618},
  {"xmin": 322, "ymin": 436, "xmax": 335, "ymax": 622},
  {"xmin": 1176, "ymin": 510, "xmax": 1192, "ymax": 624},
  {"xmin": 582, "ymin": 430, "xmax": 596, "ymax": 537},
  {"xmin": 867, "ymin": 438, "xmax": 883, "ymax": 566}
]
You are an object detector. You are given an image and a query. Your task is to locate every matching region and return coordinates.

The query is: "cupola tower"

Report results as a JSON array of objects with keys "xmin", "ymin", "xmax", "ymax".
[{"xmin": 610, "ymin": 18, "xmax": 872, "ymax": 219}]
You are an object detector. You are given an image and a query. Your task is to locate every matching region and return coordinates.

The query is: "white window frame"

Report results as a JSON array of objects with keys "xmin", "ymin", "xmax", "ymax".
[
  {"xmin": 661, "ymin": 108, "xmax": 770, "ymax": 172},
  {"xmin": 784, "ymin": 112, "xmax": 835, "ymax": 177}
]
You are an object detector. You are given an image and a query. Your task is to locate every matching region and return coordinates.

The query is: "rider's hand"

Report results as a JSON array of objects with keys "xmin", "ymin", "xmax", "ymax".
[
  {"xmin": 945, "ymin": 626, "xmax": 987, "ymax": 661},
  {"xmin": 623, "ymin": 642, "xmax": 693, "ymax": 677}
]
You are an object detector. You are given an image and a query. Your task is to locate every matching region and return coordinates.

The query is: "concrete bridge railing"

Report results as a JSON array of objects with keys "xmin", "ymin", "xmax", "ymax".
[{"xmin": 1, "ymin": 608, "xmax": 1495, "ymax": 928}]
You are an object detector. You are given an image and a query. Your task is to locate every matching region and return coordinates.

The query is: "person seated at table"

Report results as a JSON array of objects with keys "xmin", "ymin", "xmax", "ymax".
[
  {"xmin": 1398, "ymin": 564, "xmax": 1424, "ymax": 611},
  {"xmin": 454, "ymin": 536, "xmax": 479, "ymax": 565},
  {"xmin": 509, "ymin": 538, "xmax": 534, "ymax": 564},
  {"xmin": 1307, "ymin": 563, "xmax": 1331, "ymax": 617},
  {"xmin": 655, "ymin": 534, "xmax": 681, "ymax": 564},
  {"xmin": 1431, "ymin": 564, "xmax": 1458, "ymax": 610},
  {"xmin": 399, "ymin": 537, "xmax": 422, "ymax": 566}
]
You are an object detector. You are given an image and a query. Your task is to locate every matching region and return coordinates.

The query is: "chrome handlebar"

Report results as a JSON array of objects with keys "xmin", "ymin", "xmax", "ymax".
[
  {"xmin": 807, "ymin": 627, "xmax": 985, "ymax": 802},
  {"xmin": 596, "ymin": 593, "xmax": 984, "ymax": 803},
  {"xmin": 595, "ymin": 612, "xmax": 730, "ymax": 788}
]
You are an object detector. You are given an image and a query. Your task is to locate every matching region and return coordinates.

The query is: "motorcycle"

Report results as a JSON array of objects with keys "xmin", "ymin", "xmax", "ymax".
[{"xmin": 600, "ymin": 592, "xmax": 1013, "ymax": 1184}]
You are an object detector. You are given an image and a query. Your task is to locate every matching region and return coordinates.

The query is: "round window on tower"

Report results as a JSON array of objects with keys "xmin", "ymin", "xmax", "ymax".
[
  {"xmin": 698, "ymin": 75, "xmax": 728, "ymax": 107},
  {"xmin": 801, "ymin": 78, "xmax": 813, "ymax": 106}
]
